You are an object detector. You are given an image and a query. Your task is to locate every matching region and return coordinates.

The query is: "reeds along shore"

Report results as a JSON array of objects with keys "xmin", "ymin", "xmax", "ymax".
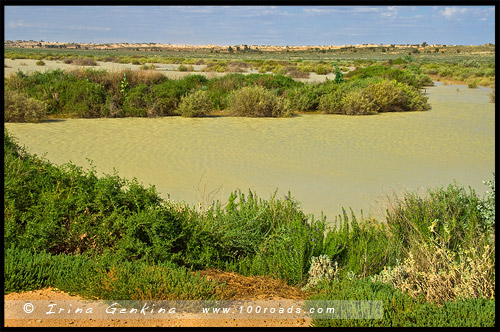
[{"xmin": 4, "ymin": 129, "xmax": 495, "ymax": 327}]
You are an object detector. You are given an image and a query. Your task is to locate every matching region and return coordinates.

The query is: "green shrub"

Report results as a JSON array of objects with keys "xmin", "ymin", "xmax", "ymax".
[
  {"xmin": 320, "ymin": 209, "xmax": 396, "ymax": 278},
  {"xmin": 346, "ymin": 65, "xmax": 431, "ymax": 88},
  {"xmin": 4, "ymin": 131, "xmax": 168, "ymax": 257},
  {"xmin": 36, "ymin": 60, "xmax": 45, "ymax": 66},
  {"xmin": 178, "ymin": 64, "xmax": 193, "ymax": 72},
  {"xmin": 313, "ymin": 64, "xmax": 331, "ymax": 75},
  {"xmin": 4, "ymin": 89, "xmax": 47, "ymax": 122},
  {"xmin": 286, "ymin": 83, "xmax": 324, "ymax": 112},
  {"xmin": 177, "ymin": 90, "xmax": 214, "ymax": 117},
  {"xmin": 4, "ymin": 246, "xmax": 227, "ymax": 300},
  {"xmin": 386, "ymin": 183, "xmax": 487, "ymax": 254},
  {"xmin": 460, "ymin": 59, "xmax": 480, "ymax": 68},
  {"xmin": 139, "ymin": 64, "xmax": 156, "ymax": 70},
  {"xmin": 206, "ymin": 74, "xmax": 246, "ymax": 109},
  {"xmin": 244, "ymin": 74, "xmax": 301, "ymax": 95},
  {"xmin": 467, "ymin": 80, "xmax": 478, "ymax": 89},
  {"xmin": 228, "ymin": 86, "xmax": 292, "ymax": 117},
  {"xmin": 272, "ymin": 64, "xmax": 287, "ymax": 75},
  {"xmin": 341, "ymin": 89, "xmax": 379, "ymax": 115},
  {"xmin": 57, "ymin": 79, "xmax": 108, "ymax": 117},
  {"xmin": 5, "ymin": 69, "xmax": 108, "ymax": 117},
  {"xmin": 318, "ymin": 89, "xmax": 346, "ymax": 114},
  {"xmin": 122, "ymin": 83, "xmax": 151, "ymax": 117},
  {"xmin": 173, "ymin": 190, "xmax": 326, "ymax": 285},
  {"xmin": 288, "ymin": 69, "xmax": 310, "ymax": 79},
  {"xmin": 308, "ymin": 278, "xmax": 495, "ymax": 327},
  {"xmin": 148, "ymin": 79, "xmax": 190, "ymax": 116},
  {"xmin": 319, "ymin": 79, "xmax": 430, "ymax": 115},
  {"xmin": 72, "ymin": 57, "xmax": 98, "ymax": 66}
]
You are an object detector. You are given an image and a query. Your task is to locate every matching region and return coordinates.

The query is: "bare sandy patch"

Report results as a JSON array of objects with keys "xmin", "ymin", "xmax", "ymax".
[{"xmin": 4, "ymin": 269, "xmax": 313, "ymax": 327}]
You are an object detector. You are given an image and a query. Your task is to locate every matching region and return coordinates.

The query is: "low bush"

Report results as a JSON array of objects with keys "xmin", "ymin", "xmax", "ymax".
[
  {"xmin": 308, "ymin": 277, "xmax": 495, "ymax": 327},
  {"xmin": 319, "ymin": 79, "xmax": 430, "ymax": 115},
  {"xmin": 385, "ymin": 183, "xmax": 488, "ymax": 253},
  {"xmin": 36, "ymin": 60, "xmax": 45, "ymax": 66},
  {"xmin": 122, "ymin": 83, "xmax": 151, "ymax": 117},
  {"xmin": 177, "ymin": 90, "xmax": 214, "ymax": 117},
  {"xmin": 170, "ymin": 190, "xmax": 326, "ymax": 285},
  {"xmin": 178, "ymin": 64, "xmax": 194, "ymax": 72},
  {"xmin": 380, "ymin": 181, "xmax": 495, "ymax": 304},
  {"xmin": 57, "ymin": 78, "xmax": 108, "ymax": 117},
  {"xmin": 149, "ymin": 79, "xmax": 189, "ymax": 116},
  {"xmin": 72, "ymin": 57, "xmax": 98, "ymax": 66},
  {"xmin": 288, "ymin": 69, "xmax": 310, "ymax": 79},
  {"xmin": 286, "ymin": 83, "xmax": 324, "ymax": 112},
  {"xmin": 206, "ymin": 74, "xmax": 246, "ymax": 110},
  {"xmin": 244, "ymin": 74, "xmax": 301, "ymax": 95},
  {"xmin": 228, "ymin": 86, "xmax": 292, "ymax": 117},
  {"xmin": 347, "ymin": 65, "xmax": 433, "ymax": 88},
  {"xmin": 313, "ymin": 64, "xmax": 331, "ymax": 75},
  {"xmin": 467, "ymin": 80, "xmax": 478, "ymax": 89},
  {"xmin": 4, "ymin": 89, "xmax": 47, "ymax": 122},
  {"xmin": 320, "ymin": 209, "xmax": 396, "ymax": 279},
  {"xmin": 139, "ymin": 64, "xmax": 156, "ymax": 70},
  {"xmin": 4, "ymin": 246, "xmax": 227, "ymax": 300},
  {"xmin": 4, "ymin": 131, "xmax": 167, "ymax": 257}
]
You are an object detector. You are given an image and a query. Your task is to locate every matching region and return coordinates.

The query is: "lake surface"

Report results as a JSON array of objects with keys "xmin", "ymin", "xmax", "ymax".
[{"xmin": 4, "ymin": 83, "xmax": 495, "ymax": 222}]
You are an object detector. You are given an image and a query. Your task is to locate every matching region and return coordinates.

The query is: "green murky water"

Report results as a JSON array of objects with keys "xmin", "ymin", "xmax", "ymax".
[{"xmin": 4, "ymin": 83, "xmax": 495, "ymax": 222}]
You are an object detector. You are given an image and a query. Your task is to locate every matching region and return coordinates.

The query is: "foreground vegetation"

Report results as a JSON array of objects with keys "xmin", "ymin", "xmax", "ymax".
[{"xmin": 4, "ymin": 130, "xmax": 495, "ymax": 326}]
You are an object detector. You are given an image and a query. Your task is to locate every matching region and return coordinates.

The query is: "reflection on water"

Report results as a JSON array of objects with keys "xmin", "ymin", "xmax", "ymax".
[{"xmin": 5, "ymin": 83, "xmax": 495, "ymax": 223}]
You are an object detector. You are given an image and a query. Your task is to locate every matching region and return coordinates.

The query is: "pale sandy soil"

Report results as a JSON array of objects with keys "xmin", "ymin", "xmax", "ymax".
[
  {"xmin": 4, "ymin": 58, "xmax": 339, "ymax": 83},
  {"xmin": 4, "ymin": 269, "xmax": 313, "ymax": 328},
  {"xmin": 3, "ymin": 58, "xmax": 205, "ymax": 78}
]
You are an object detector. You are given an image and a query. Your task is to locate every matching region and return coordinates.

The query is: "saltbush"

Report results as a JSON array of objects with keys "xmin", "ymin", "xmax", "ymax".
[
  {"xmin": 308, "ymin": 277, "xmax": 495, "ymax": 327},
  {"xmin": 386, "ymin": 183, "xmax": 487, "ymax": 253},
  {"xmin": 177, "ymin": 90, "xmax": 214, "ymax": 117},
  {"xmin": 347, "ymin": 65, "xmax": 432, "ymax": 88},
  {"xmin": 319, "ymin": 79, "xmax": 430, "ymax": 115},
  {"xmin": 228, "ymin": 86, "xmax": 292, "ymax": 117},
  {"xmin": 4, "ymin": 89, "xmax": 47, "ymax": 122},
  {"xmin": 4, "ymin": 246, "xmax": 227, "ymax": 300},
  {"xmin": 286, "ymin": 83, "xmax": 325, "ymax": 112}
]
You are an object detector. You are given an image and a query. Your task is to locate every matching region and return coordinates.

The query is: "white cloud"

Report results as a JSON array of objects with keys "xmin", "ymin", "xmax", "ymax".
[
  {"xmin": 440, "ymin": 7, "xmax": 468, "ymax": 20},
  {"xmin": 7, "ymin": 19, "xmax": 110, "ymax": 32},
  {"xmin": 7, "ymin": 20, "xmax": 25, "ymax": 28},
  {"xmin": 68, "ymin": 25, "xmax": 111, "ymax": 32},
  {"xmin": 303, "ymin": 8, "xmax": 333, "ymax": 15},
  {"xmin": 381, "ymin": 6, "xmax": 400, "ymax": 19}
]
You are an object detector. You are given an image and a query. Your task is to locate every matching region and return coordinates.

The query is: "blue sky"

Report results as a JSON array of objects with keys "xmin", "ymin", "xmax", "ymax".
[{"xmin": 4, "ymin": 5, "xmax": 496, "ymax": 46}]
